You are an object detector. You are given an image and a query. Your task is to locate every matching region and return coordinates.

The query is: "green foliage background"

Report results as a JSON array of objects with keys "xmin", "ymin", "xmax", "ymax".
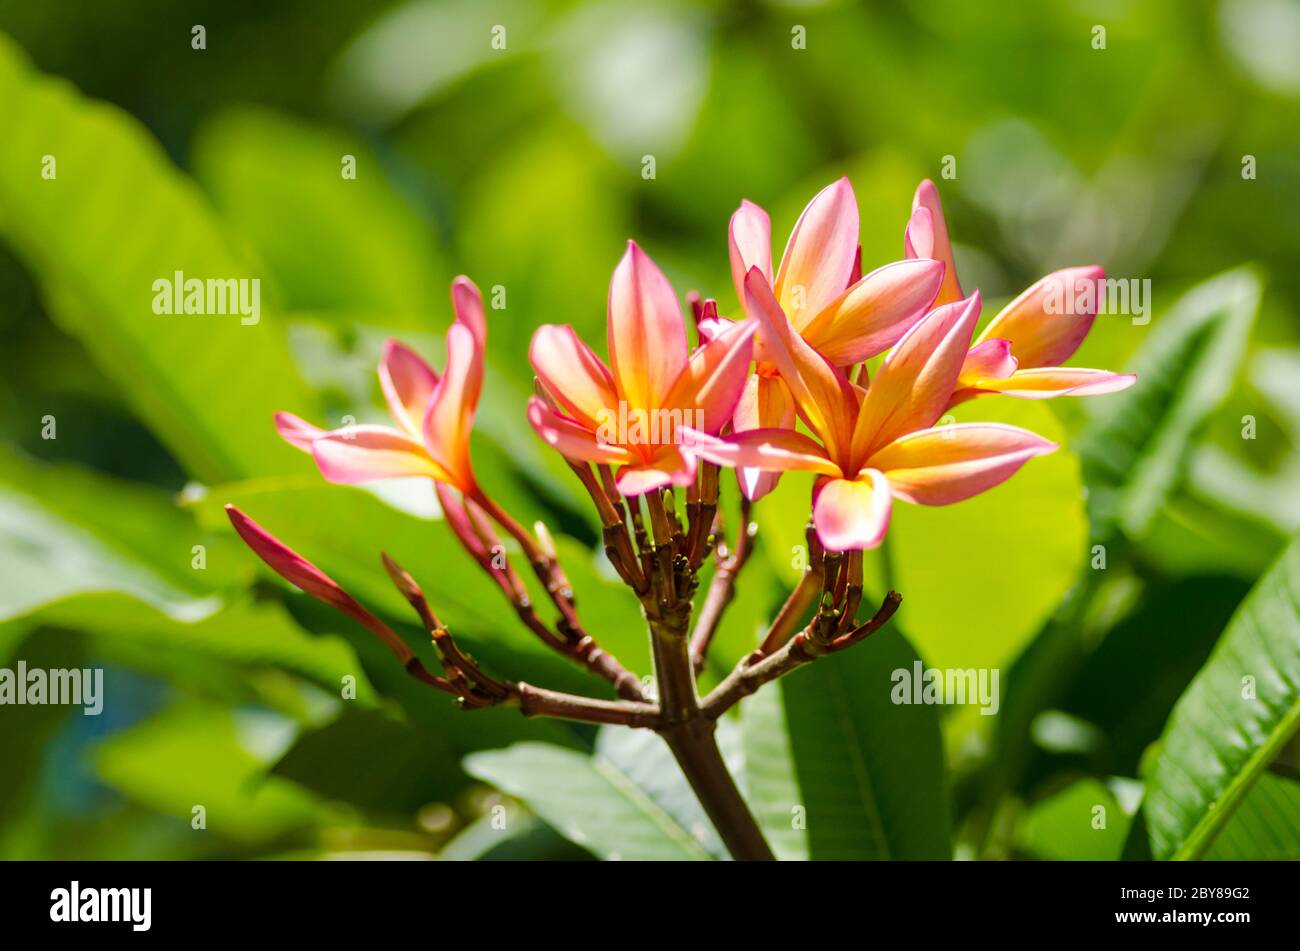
[{"xmin": 0, "ymin": 0, "xmax": 1297, "ymax": 860}]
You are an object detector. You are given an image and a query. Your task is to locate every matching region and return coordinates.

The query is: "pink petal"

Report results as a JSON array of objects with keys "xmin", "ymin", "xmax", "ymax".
[
  {"xmin": 908, "ymin": 179, "xmax": 963, "ymax": 305},
  {"xmin": 607, "ymin": 241, "xmax": 689, "ymax": 412},
  {"xmin": 775, "ymin": 177, "xmax": 859, "ymax": 322},
  {"xmin": 729, "ymin": 199, "xmax": 773, "ymax": 308},
  {"xmin": 379, "ymin": 339, "xmax": 439, "ymax": 437},
  {"xmin": 423, "ymin": 322, "xmax": 482, "ymax": 489},
  {"xmin": 697, "ymin": 315, "xmax": 732, "ymax": 343},
  {"xmin": 527, "ymin": 397, "xmax": 636, "ymax": 465},
  {"xmin": 745, "ymin": 267, "xmax": 858, "ymax": 461},
  {"xmin": 851, "ymin": 292, "xmax": 982, "ymax": 463},
  {"xmin": 682, "ymin": 426, "xmax": 840, "ymax": 477},
  {"xmin": 312, "ymin": 425, "xmax": 449, "ymax": 484},
  {"xmin": 663, "ymin": 317, "xmax": 757, "ymax": 435},
  {"xmin": 958, "ymin": 338, "xmax": 1018, "ymax": 384},
  {"xmin": 964, "ymin": 367, "xmax": 1137, "ymax": 400},
  {"xmin": 451, "ymin": 276, "xmax": 487, "ymax": 349},
  {"xmin": 867, "ymin": 422, "xmax": 1057, "ymax": 505},
  {"xmin": 732, "ymin": 373, "xmax": 798, "ymax": 500},
  {"xmin": 977, "ymin": 266, "xmax": 1105, "ymax": 368},
  {"xmin": 275, "ymin": 411, "xmax": 328, "ymax": 452},
  {"xmin": 614, "ymin": 446, "xmax": 697, "ymax": 497},
  {"xmin": 812, "ymin": 472, "xmax": 893, "ymax": 552},
  {"xmin": 798, "ymin": 257, "xmax": 946, "ymax": 363},
  {"xmin": 529, "ymin": 324, "xmax": 618, "ymax": 430}
]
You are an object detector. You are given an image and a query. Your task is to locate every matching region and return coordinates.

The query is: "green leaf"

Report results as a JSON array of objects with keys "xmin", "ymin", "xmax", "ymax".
[
  {"xmin": 741, "ymin": 629, "xmax": 952, "ymax": 859},
  {"xmin": 0, "ymin": 37, "xmax": 319, "ymax": 481},
  {"xmin": 1015, "ymin": 777, "xmax": 1133, "ymax": 861},
  {"xmin": 0, "ymin": 447, "xmax": 232, "ymax": 623},
  {"xmin": 1077, "ymin": 268, "xmax": 1259, "ymax": 540},
  {"xmin": 464, "ymin": 738, "xmax": 721, "ymax": 861},
  {"xmin": 30, "ymin": 594, "xmax": 376, "ymax": 703},
  {"xmin": 1202, "ymin": 773, "xmax": 1300, "ymax": 860},
  {"xmin": 1143, "ymin": 533, "xmax": 1300, "ymax": 860},
  {"xmin": 439, "ymin": 806, "xmax": 594, "ymax": 861},
  {"xmin": 95, "ymin": 703, "xmax": 329, "ymax": 846},
  {"xmin": 192, "ymin": 106, "xmax": 445, "ymax": 315}
]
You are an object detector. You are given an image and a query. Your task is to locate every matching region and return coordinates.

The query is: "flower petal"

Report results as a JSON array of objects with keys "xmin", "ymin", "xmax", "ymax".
[
  {"xmin": 423, "ymin": 322, "xmax": 482, "ymax": 488},
  {"xmin": 614, "ymin": 446, "xmax": 697, "ymax": 497},
  {"xmin": 729, "ymin": 199, "xmax": 773, "ymax": 308},
  {"xmin": 867, "ymin": 422, "xmax": 1057, "ymax": 505},
  {"xmin": 275, "ymin": 411, "xmax": 328, "ymax": 452},
  {"xmin": 745, "ymin": 267, "xmax": 857, "ymax": 460},
  {"xmin": 732, "ymin": 373, "xmax": 798, "ymax": 500},
  {"xmin": 798, "ymin": 257, "xmax": 946, "ymax": 363},
  {"xmin": 663, "ymin": 317, "xmax": 757, "ymax": 435},
  {"xmin": 451, "ymin": 276, "xmax": 486, "ymax": 349},
  {"xmin": 851, "ymin": 292, "xmax": 982, "ymax": 462},
  {"xmin": 608, "ymin": 241, "xmax": 689, "ymax": 412},
  {"xmin": 976, "ymin": 266, "xmax": 1105, "ymax": 368},
  {"xmin": 906, "ymin": 179, "xmax": 963, "ymax": 305},
  {"xmin": 812, "ymin": 471, "xmax": 893, "ymax": 552},
  {"xmin": 527, "ymin": 397, "xmax": 636, "ymax": 465},
  {"xmin": 775, "ymin": 177, "xmax": 859, "ymax": 322},
  {"xmin": 957, "ymin": 338, "xmax": 1018, "ymax": 385},
  {"xmin": 529, "ymin": 324, "xmax": 618, "ymax": 430},
  {"xmin": 962, "ymin": 366, "xmax": 1137, "ymax": 400},
  {"xmin": 682, "ymin": 426, "xmax": 840, "ymax": 477},
  {"xmin": 312, "ymin": 425, "xmax": 449, "ymax": 484},
  {"xmin": 379, "ymin": 340, "xmax": 439, "ymax": 438}
]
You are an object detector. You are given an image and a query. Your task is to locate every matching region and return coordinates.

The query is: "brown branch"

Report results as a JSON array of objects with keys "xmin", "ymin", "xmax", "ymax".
[
  {"xmin": 515, "ymin": 683, "xmax": 662, "ymax": 728},
  {"xmin": 700, "ymin": 590, "xmax": 902, "ymax": 720}
]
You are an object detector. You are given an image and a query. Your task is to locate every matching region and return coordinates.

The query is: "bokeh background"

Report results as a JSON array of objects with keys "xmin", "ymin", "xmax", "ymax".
[{"xmin": 1, "ymin": 0, "xmax": 1297, "ymax": 860}]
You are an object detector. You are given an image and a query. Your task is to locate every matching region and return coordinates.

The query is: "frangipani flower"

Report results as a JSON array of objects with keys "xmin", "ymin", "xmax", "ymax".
[
  {"xmin": 528, "ymin": 241, "xmax": 757, "ymax": 496},
  {"xmin": 904, "ymin": 179, "xmax": 1136, "ymax": 405},
  {"xmin": 685, "ymin": 268, "xmax": 1057, "ymax": 552},
  {"xmin": 727, "ymin": 177, "xmax": 946, "ymax": 500},
  {"xmin": 276, "ymin": 277, "xmax": 486, "ymax": 497}
]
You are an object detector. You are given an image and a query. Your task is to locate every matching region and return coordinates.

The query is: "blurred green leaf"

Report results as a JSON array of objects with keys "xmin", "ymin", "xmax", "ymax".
[
  {"xmin": 1016, "ymin": 777, "xmax": 1132, "ymax": 861},
  {"xmin": 95, "ymin": 702, "xmax": 328, "ymax": 846},
  {"xmin": 193, "ymin": 106, "xmax": 445, "ymax": 316},
  {"xmin": 1078, "ymin": 268, "xmax": 1260, "ymax": 541},
  {"xmin": 0, "ymin": 446, "xmax": 233, "ymax": 622},
  {"xmin": 741, "ymin": 629, "xmax": 952, "ymax": 860},
  {"xmin": 0, "ymin": 37, "xmax": 319, "ymax": 481},
  {"xmin": 438, "ymin": 804, "xmax": 593, "ymax": 861},
  {"xmin": 1143, "ymin": 532, "xmax": 1300, "ymax": 859},
  {"xmin": 464, "ymin": 736, "xmax": 722, "ymax": 861}
]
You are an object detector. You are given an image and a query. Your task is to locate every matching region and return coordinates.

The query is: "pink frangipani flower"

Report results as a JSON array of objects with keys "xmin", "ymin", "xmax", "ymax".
[
  {"xmin": 276, "ymin": 277, "xmax": 486, "ymax": 498},
  {"xmin": 684, "ymin": 268, "xmax": 1057, "ymax": 552},
  {"xmin": 904, "ymin": 179, "xmax": 1137, "ymax": 405},
  {"xmin": 727, "ymin": 177, "xmax": 946, "ymax": 500},
  {"xmin": 527, "ymin": 241, "xmax": 756, "ymax": 496}
]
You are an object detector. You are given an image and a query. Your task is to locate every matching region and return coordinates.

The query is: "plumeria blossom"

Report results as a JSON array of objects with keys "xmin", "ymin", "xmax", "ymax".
[
  {"xmin": 527, "ymin": 241, "xmax": 757, "ymax": 496},
  {"xmin": 275, "ymin": 277, "xmax": 486, "ymax": 498},
  {"xmin": 904, "ymin": 179, "xmax": 1136, "ymax": 405},
  {"xmin": 726, "ymin": 177, "xmax": 946, "ymax": 500},
  {"xmin": 684, "ymin": 268, "xmax": 1058, "ymax": 552}
]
